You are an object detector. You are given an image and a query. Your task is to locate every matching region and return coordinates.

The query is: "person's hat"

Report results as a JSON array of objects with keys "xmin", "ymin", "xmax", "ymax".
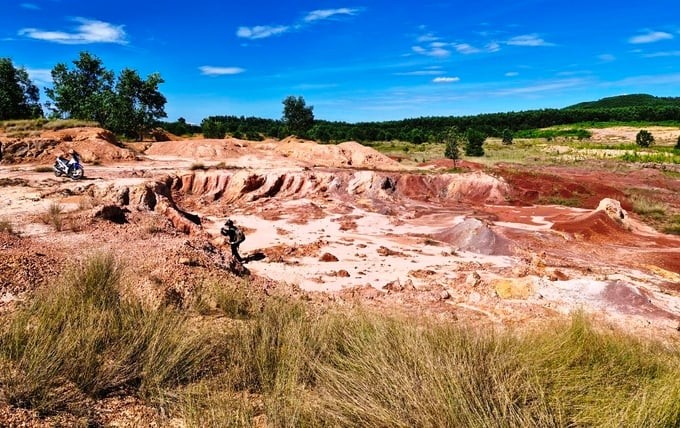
[{"xmin": 225, "ymin": 219, "xmax": 233, "ymax": 226}]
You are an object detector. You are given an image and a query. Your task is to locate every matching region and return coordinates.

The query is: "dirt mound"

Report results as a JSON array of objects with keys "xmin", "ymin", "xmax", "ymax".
[
  {"xmin": 552, "ymin": 210, "xmax": 629, "ymax": 241},
  {"xmin": 144, "ymin": 138, "xmax": 247, "ymax": 159},
  {"xmin": 434, "ymin": 218, "xmax": 513, "ymax": 255},
  {"xmin": 273, "ymin": 138, "xmax": 405, "ymax": 170},
  {"xmin": 0, "ymin": 127, "xmax": 134, "ymax": 164}
]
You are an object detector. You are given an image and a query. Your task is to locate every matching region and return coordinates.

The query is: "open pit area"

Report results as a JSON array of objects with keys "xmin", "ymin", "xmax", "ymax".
[
  {"xmin": 2, "ymin": 128, "xmax": 680, "ymax": 332},
  {"xmin": 1, "ymin": 127, "xmax": 680, "ymax": 424}
]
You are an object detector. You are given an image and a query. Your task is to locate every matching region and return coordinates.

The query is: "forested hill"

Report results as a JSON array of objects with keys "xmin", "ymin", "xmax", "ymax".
[{"xmin": 565, "ymin": 94, "xmax": 680, "ymax": 110}]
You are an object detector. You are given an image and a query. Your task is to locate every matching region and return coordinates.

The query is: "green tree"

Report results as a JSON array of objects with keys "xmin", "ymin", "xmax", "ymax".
[
  {"xmin": 46, "ymin": 52, "xmax": 114, "ymax": 124},
  {"xmin": 443, "ymin": 127, "xmax": 461, "ymax": 167},
  {"xmin": 0, "ymin": 58, "xmax": 42, "ymax": 120},
  {"xmin": 282, "ymin": 96, "xmax": 314, "ymax": 137},
  {"xmin": 501, "ymin": 128, "xmax": 514, "ymax": 145},
  {"xmin": 109, "ymin": 69, "xmax": 167, "ymax": 140},
  {"xmin": 635, "ymin": 129, "xmax": 654, "ymax": 148},
  {"xmin": 201, "ymin": 118, "xmax": 226, "ymax": 139},
  {"xmin": 674, "ymin": 135, "xmax": 680, "ymax": 151},
  {"xmin": 465, "ymin": 128, "xmax": 486, "ymax": 156}
]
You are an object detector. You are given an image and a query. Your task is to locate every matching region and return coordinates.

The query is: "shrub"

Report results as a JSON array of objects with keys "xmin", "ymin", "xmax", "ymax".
[
  {"xmin": 636, "ymin": 129, "xmax": 654, "ymax": 147},
  {"xmin": 675, "ymin": 135, "xmax": 680, "ymax": 151},
  {"xmin": 464, "ymin": 128, "xmax": 486, "ymax": 156},
  {"xmin": 0, "ymin": 218, "xmax": 14, "ymax": 234},
  {"xmin": 502, "ymin": 128, "xmax": 514, "ymax": 145},
  {"xmin": 41, "ymin": 202, "xmax": 63, "ymax": 231}
]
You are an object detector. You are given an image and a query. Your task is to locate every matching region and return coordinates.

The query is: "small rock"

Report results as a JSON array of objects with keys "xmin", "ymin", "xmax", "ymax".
[
  {"xmin": 319, "ymin": 252, "xmax": 339, "ymax": 262},
  {"xmin": 465, "ymin": 271, "xmax": 481, "ymax": 287},
  {"xmin": 439, "ymin": 290, "xmax": 451, "ymax": 300},
  {"xmin": 383, "ymin": 279, "xmax": 404, "ymax": 292},
  {"xmin": 337, "ymin": 270, "xmax": 350, "ymax": 277}
]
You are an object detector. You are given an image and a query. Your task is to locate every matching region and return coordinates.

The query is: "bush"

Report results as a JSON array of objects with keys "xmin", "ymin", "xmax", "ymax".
[
  {"xmin": 636, "ymin": 129, "xmax": 654, "ymax": 147},
  {"xmin": 465, "ymin": 128, "xmax": 486, "ymax": 156}
]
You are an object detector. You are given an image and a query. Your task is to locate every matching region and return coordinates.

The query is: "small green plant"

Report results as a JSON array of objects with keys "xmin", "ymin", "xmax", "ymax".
[
  {"xmin": 630, "ymin": 195, "xmax": 667, "ymax": 219},
  {"xmin": 501, "ymin": 128, "xmax": 514, "ymax": 145}
]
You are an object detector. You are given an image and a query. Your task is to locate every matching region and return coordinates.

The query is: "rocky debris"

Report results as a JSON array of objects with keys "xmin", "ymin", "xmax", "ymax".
[
  {"xmin": 493, "ymin": 277, "xmax": 536, "ymax": 299},
  {"xmin": 377, "ymin": 245, "xmax": 403, "ymax": 257},
  {"xmin": 596, "ymin": 198, "xmax": 630, "ymax": 228},
  {"xmin": 465, "ymin": 271, "xmax": 482, "ymax": 287},
  {"xmin": 94, "ymin": 205, "xmax": 129, "ymax": 224}
]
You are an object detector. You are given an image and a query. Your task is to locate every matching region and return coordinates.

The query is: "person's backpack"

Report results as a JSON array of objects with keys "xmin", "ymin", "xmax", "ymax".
[{"xmin": 234, "ymin": 227, "xmax": 245, "ymax": 244}]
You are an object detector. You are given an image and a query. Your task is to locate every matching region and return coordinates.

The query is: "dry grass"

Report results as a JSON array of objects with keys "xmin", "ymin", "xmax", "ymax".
[
  {"xmin": 0, "ymin": 218, "xmax": 14, "ymax": 234},
  {"xmin": 40, "ymin": 202, "xmax": 64, "ymax": 231},
  {"xmin": 2, "ymin": 255, "xmax": 679, "ymax": 425}
]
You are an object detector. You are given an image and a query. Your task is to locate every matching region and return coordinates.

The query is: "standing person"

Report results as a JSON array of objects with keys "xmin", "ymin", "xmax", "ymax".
[{"xmin": 221, "ymin": 219, "xmax": 245, "ymax": 262}]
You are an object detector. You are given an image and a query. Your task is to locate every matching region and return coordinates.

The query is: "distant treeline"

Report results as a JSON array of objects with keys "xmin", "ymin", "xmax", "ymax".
[{"xmin": 160, "ymin": 94, "xmax": 680, "ymax": 144}]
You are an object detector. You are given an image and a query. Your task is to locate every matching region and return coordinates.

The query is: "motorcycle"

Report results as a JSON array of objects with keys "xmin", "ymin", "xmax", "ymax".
[{"xmin": 53, "ymin": 152, "xmax": 84, "ymax": 180}]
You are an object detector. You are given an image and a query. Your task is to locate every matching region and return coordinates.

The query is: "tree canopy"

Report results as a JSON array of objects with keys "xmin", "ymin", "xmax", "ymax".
[
  {"xmin": 282, "ymin": 96, "xmax": 314, "ymax": 137},
  {"xmin": 46, "ymin": 51, "xmax": 167, "ymax": 140},
  {"xmin": 0, "ymin": 57, "xmax": 42, "ymax": 120}
]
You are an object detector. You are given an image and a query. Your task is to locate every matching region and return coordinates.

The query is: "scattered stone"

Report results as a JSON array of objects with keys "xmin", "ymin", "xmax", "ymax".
[
  {"xmin": 377, "ymin": 245, "xmax": 402, "ymax": 256},
  {"xmin": 439, "ymin": 290, "xmax": 451, "ymax": 300},
  {"xmin": 319, "ymin": 252, "xmax": 339, "ymax": 262},
  {"xmin": 465, "ymin": 271, "xmax": 481, "ymax": 287},
  {"xmin": 493, "ymin": 277, "xmax": 536, "ymax": 299},
  {"xmin": 548, "ymin": 269, "xmax": 569, "ymax": 281},
  {"xmin": 383, "ymin": 279, "xmax": 404, "ymax": 292},
  {"xmin": 94, "ymin": 205, "xmax": 129, "ymax": 224},
  {"xmin": 337, "ymin": 269, "xmax": 350, "ymax": 277}
]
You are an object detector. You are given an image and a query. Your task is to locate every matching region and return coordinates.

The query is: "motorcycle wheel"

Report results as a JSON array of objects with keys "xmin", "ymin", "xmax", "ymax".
[
  {"xmin": 54, "ymin": 170, "xmax": 63, "ymax": 177},
  {"xmin": 69, "ymin": 166, "xmax": 84, "ymax": 180}
]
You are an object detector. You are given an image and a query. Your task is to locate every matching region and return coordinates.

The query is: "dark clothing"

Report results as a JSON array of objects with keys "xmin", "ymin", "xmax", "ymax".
[{"xmin": 221, "ymin": 224, "xmax": 244, "ymax": 262}]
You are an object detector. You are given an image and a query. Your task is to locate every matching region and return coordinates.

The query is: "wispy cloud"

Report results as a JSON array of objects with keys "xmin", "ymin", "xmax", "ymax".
[
  {"xmin": 453, "ymin": 43, "xmax": 481, "ymax": 54},
  {"xmin": 417, "ymin": 33, "xmax": 439, "ymax": 43},
  {"xmin": 199, "ymin": 66, "xmax": 245, "ymax": 76},
  {"xmin": 236, "ymin": 25, "xmax": 289, "ymax": 40},
  {"xmin": 18, "ymin": 18, "xmax": 127, "ymax": 44},
  {"xmin": 629, "ymin": 30, "xmax": 673, "ymax": 44},
  {"xmin": 412, "ymin": 44, "xmax": 450, "ymax": 57},
  {"xmin": 26, "ymin": 68, "xmax": 52, "ymax": 84},
  {"xmin": 395, "ymin": 68, "xmax": 444, "ymax": 76},
  {"xmin": 506, "ymin": 34, "xmax": 554, "ymax": 47},
  {"xmin": 598, "ymin": 54, "xmax": 616, "ymax": 62},
  {"xmin": 433, "ymin": 76, "xmax": 460, "ymax": 83},
  {"xmin": 303, "ymin": 8, "xmax": 359, "ymax": 23},
  {"xmin": 493, "ymin": 78, "xmax": 586, "ymax": 95},
  {"xmin": 642, "ymin": 50, "xmax": 680, "ymax": 58},
  {"xmin": 505, "ymin": 71, "xmax": 519, "ymax": 77},
  {"xmin": 20, "ymin": 3, "xmax": 40, "ymax": 10},
  {"xmin": 237, "ymin": 7, "xmax": 361, "ymax": 40}
]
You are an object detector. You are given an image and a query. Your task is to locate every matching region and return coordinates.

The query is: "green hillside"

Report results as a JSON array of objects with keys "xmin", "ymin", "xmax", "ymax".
[{"xmin": 566, "ymin": 94, "xmax": 680, "ymax": 110}]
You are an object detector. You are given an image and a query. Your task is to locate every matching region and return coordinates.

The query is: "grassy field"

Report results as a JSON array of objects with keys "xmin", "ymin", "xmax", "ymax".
[{"xmin": 1, "ymin": 254, "xmax": 678, "ymax": 425}]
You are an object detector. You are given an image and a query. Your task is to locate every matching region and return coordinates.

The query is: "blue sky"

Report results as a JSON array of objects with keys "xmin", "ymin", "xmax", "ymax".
[{"xmin": 2, "ymin": 0, "xmax": 680, "ymax": 123}]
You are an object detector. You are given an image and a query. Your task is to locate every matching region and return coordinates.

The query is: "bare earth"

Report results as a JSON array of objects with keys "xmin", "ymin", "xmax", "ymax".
[{"xmin": 1, "ymin": 127, "xmax": 680, "ymax": 423}]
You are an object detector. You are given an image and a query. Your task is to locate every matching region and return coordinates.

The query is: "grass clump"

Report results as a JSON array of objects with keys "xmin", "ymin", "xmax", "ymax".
[
  {"xmin": 42, "ymin": 119, "xmax": 99, "ymax": 130},
  {"xmin": 41, "ymin": 202, "xmax": 64, "ymax": 231},
  {"xmin": 0, "ymin": 253, "xmax": 219, "ymax": 415},
  {"xmin": 189, "ymin": 162, "xmax": 207, "ymax": 171}
]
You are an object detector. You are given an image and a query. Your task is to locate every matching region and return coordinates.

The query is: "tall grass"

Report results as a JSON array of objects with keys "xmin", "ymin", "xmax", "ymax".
[
  {"xmin": 0, "ymin": 253, "xmax": 219, "ymax": 415},
  {"xmin": 2, "ymin": 257, "xmax": 679, "ymax": 425}
]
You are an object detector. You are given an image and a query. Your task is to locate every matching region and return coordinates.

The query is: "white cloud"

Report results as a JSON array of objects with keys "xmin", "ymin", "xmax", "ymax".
[
  {"xmin": 493, "ymin": 78, "xmax": 586, "ymax": 95},
  {"xmin": 506, "ymin": 34, "xmax": 553, "ymax": 47},
  {"xmin": 412, "ymin": 44, "xmax": 450, "ymax": 57},
  {"xmin": 417, "ymin": 33, "xmax": 439, "ymax": 43},
  {"xmin": 26, "ymin": 68, "xmax": 52, "ymax": 84},
  {"xmin": 304, "ymin": 8, "xmax": 359, "ymax": 23},
  {"xmin": 598, "ymin": 53, "xmax": 616, "ymax": 62},
  {"xmin": 486, "ymin": 41, "xmax": 501, "ymax": 52},
  {"xmin": 395, "ymin": 69, "xmax": 444, "ymax": 76},
  {"xmin": 20, "ymin": 3, "xmax": 40, "ymax": 10},
  {"xmin": 238, "ymin": 7, "xmax": 361, "ymax": 40},
  {"xmin": 19, "ymin": 18, "xmax": 127, "ymax": 44},
  {"xmin": 236, "ymin": 25, "xmax": 289, "ymax": 40},
  {"xmin": 454, "ymin": 43, "xmax": 481, "ymax": 54},
  {"xmin": 199, "ymin": 66, "xmax": 246, "ymax": 76},
  {"xmin": 505, "ymin": 71, "xmax": 519, "ymax": 77},
  {"xmin": 643, "ymin": 50, "xmax": 680, "ymax": 58},
  {"xmin": 433, "ymin": 76, "xmax": 460, "ymax": 83},
  {"xmin": 629, "ymin": 31, "xmax": 673, "ymax": 44}
]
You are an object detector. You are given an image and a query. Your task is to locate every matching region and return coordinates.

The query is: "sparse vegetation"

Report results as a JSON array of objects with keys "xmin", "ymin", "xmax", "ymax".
[
  {"xmin": 34, "ymin": 166, "xmax": 53, "ymax": 173},
  {"xmin": 189, "ymin": 162, "xmax": 207, "ymax": 171},
  {"xmin": 41, "ymin": 202, "xmax": 64, "ymax": 231},
  {"xmin": 636, "ymin": 129, "xmax": 655, "ymax": 147}
]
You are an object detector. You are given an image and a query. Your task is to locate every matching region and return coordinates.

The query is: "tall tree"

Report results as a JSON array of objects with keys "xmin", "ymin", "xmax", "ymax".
[
  {"xmin": 443, "ymin": 127, "xmax": 461, "ymax": 167},
  {"xmin": 109, "ymin": 69, "xmax": 167, "ymax": 140},
  {"xmin": 635, "ymin": 129, "xmax": 654, "ymax": 148},
  {"xmin": 282, "ymin": 95, "xmax": 314, "ymax": 137},
  {"xmin": 0, "ymin": 58, "xmax": 42, "ymax": 120},
  {"xmin": 46, "ymin": 51, "xmax": 114, "ymax": 124}
]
